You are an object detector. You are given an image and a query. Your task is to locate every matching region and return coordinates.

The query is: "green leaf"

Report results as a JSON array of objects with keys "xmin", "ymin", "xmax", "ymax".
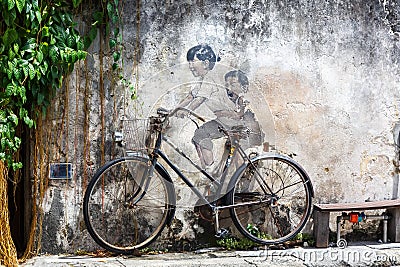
[
  {"xmin": 72, "ymin": 0, "xmax": 82, "ymax": 8},
  {"xmin": 29, "ymin": 9, "xmax": 35, "ymax": 22},
  {"xmin": 3, "ymin": 28, "xmax": 18, "ymax": 47},
  {"xmin": 19, "ymin": 107, "xmax": 27, "ymax": 119},
  {"xmin": 35, "ymin": 69, "xmax": 41, "ymax": 80},
  {"xmin": 4, "ymin": 8, "xmax": 17, "ymax": 26},
  {"xmin": 77, "ymin": 40, "xmax": 84, "ymax": 50},
  {"xmin": 109, "ymin": 39, "xmax": 116, "ymax": 48},
  {"xmin": 36, "ymin": 50, "xmax": 43, "ymax": 63},
  {"xmin": 8, "ymin": 60, "xmax": 16, "ymax": 73},
  {"xmin": 23, "ymin": 115, "xmax": 33, "ymax": 128},
  {"xmin": 14, "ymin": 137, "xmax": 21, "ymax": 149},
  {"xmin": 22, "ymin": 65, "xmax": 29, "ymax": 78},
  {"xmin": 13, "ymin": 68, "xmax": 22, "ymax": 80},
  {"xmin": 107, "ymin": 2, "xmax": 114, "ymax": 16},
  {"xmin": 6, "ymin": 68, "xmax": 13, "ymax": 80},
  {"xmin": 49, "ymin": 35, "xmax": 56, "ymax": 45},
  {"xmin": 58, "ymin": 75, "xmax": 63, "ymax": 88},
  {"xmin": 8, "ymin": 48, "xmax": 15, "ymax": 60},
  {"xmin": 35, "ymin": 10, "xmax": 41, "ymax": 23},
  {"xmin": 15, "ymin": 0, "xmax": 25, "ymax": 13},
  {"xmin": 42, "ymin": 26, "xmax": 49, "ymax": 37},
  {"xmin": 8, "ymin": 113, "xmax": 18, "ymax": 126},
  {"xmin": 18, "ymin": 85, "xmax": 26, "ymax": 103},
  {"xmin": 49, "ymin": 46, "xmax": 59, "ymax": 62},
  {"xmin": 19, "ymin": 108, "xmax": 33, "ymax": 128},
  {"xmin": 12, "ymin": 162, "xmax": 22, "ymax": 170},
  {"xmin": 113, "ymin": 51, "xmax": 121, "ymax": 62},
  {"xmin": 32, "ymin": 0, "xmax": 38, "ymax": 9},
  {"xmin": 77, "ymin": 50, "xmax": 87, "ymax": 60},
  {"xmin": 112, "ymin": 15, "xmax": 118, "ymax": 24},
  {"xmin": 26, "ymin": 38, "xmax": 36, "ymax": 45},
  {"xmin": 51, "ymin": 65, "xmax": 58, "ymax": 78},
  {"xmin": 113, "ymin": 28, "xmax": 120, "ymax": 38},
  {"xmin": 39, "ymin": 61, "xmax": 48, "ymax": 74},
  {"xmin": 13, "ymin": 43, "xmax": 19, "ymax": 53},
  {"xmin": 66, "ymin": 35, "xmax": 75, "ymax": 48},
  {"xmin": 37, "ymin": 93, "xmax": 44, "ymax": 105},
  {"xmin": 6, "ymin": 84, "xmax": 15, "ymax": 96},
  {"xmin": 28, "ymin": 63, "xmax": 35, "ymax": 79},
  {"xmin": 7, "ymin": 0, "xmax": 15, "ymax": 10}
]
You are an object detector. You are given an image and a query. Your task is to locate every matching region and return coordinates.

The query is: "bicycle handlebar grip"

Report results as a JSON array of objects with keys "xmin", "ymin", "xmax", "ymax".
[{"xmin": 156, "ymin": 107, "xmax": 170, "ymax": 116}]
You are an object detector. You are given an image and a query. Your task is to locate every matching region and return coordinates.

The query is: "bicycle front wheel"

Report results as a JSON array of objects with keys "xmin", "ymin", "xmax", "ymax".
[
  {"xmin": 83, "ymin": 156, "xmax": 175, "ymax": 254},
  {"xmin": 227, "ymin": 154, "xmax": 312, "ymax": 245}
]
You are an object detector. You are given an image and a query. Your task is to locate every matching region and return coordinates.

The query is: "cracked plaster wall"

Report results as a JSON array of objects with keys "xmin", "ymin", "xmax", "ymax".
[{"xmin": 38, "ymin": 0, "xmax": 400, "ymax": 252}]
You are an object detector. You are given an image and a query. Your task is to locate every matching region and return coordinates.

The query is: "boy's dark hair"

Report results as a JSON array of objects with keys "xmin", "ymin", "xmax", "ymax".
[{"xmin": 224, "ymin": 70, "xmax": 249, "ymax": 93}]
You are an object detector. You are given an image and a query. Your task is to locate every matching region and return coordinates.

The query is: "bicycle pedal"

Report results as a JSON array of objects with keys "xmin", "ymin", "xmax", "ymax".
[{"xmin": 215, "ymin": 228, "xmax": 230, "ymax": 238}]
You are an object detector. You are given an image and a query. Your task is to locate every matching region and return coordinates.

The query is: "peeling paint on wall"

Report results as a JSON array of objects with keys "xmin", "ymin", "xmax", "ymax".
[{"xmin": 34, "ymin": 0, "xmax": 400, "ymax": 252}]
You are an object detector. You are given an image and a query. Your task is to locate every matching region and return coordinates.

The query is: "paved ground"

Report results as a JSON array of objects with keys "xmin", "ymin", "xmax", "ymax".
[{"xmin": 20, "ymin": 242, "xmax": 400, "ymax": 267}]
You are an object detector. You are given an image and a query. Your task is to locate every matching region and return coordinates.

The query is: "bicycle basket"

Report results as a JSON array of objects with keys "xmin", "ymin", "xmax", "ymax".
[{"xmin": 121, "ymin": 119, "xmax": 155, "ymax": 154}]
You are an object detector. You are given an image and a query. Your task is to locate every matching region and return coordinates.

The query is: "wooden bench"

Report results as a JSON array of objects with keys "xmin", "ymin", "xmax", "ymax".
[{"xmin": 313, "ymin": 199, "xmax": 400, "ymax": 248}]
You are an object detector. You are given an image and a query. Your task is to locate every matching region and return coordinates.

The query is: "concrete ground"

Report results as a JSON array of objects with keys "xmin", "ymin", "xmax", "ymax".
[{"xmin": 20, "ymin": 242, "xmax": 400, "ymax": 267}]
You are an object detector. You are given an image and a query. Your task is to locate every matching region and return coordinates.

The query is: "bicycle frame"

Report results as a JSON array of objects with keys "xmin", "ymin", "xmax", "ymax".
[{"xmin": 138, "ymin": 110, "xmax": 275, "ymax": 213}]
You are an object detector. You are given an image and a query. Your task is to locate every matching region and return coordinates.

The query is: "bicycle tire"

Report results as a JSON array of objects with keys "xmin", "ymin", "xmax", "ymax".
[
  {"xmin": 83, "ymin": 156, "xmax": 175, "ymax": 254},
  {"xmin": 227, "ymin": 154, "xmax": 312, "ymax": 245}
]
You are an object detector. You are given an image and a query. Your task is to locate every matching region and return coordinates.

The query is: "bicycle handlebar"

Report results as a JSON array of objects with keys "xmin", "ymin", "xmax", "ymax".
[{"xmin": 156, "ymin": 107, "xmax": 206, "ymax": 122}]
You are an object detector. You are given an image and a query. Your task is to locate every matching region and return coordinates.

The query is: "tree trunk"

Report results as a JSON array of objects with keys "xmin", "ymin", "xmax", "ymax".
[{"xmin": 0, "ymin": 161, "xmax": 18, "ymax": 266}]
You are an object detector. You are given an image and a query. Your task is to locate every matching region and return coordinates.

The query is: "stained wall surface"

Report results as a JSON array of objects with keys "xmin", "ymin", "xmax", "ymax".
[{"xmin": 38, "ymin": 0, "xmax": 400, "ymax": 253}]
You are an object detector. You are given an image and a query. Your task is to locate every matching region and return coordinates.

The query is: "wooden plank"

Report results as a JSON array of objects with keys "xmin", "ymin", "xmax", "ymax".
[
  {"xmin": 313, "ymin": 210, "xmax": 330, "ymax": 248},
  {"xmin": 387, "ymin": 207, "xmax": 400, "ymax": 242},
  {"xmin": 314, "ymin": 199, "xmax": 400, "ymax": 212}
]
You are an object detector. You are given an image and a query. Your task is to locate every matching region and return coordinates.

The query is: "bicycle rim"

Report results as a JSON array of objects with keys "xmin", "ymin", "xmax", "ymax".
[
  {"xmin": 228, "ymin": 155, "xmax": 312, "ymax": 244},
  {"xmin": 83, "ymin": 157, "xmax": 173, "ymax": 254}
]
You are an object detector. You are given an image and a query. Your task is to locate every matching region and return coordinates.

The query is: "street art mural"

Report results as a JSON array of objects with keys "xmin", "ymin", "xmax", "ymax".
[{"xmin": 136, "ymin": 44, "xmax": 276, "ymax": 207}]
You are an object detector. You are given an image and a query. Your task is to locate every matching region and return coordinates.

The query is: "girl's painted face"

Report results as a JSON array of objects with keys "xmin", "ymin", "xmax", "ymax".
[{"xmin": 188, "ymin": 57, "xmax": 209, "ymax": 77}]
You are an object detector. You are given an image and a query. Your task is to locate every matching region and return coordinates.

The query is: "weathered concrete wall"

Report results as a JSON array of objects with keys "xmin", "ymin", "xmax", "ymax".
[{"xmin": 37, "ymin": 0, "xmax": 400, "ymax": 253}]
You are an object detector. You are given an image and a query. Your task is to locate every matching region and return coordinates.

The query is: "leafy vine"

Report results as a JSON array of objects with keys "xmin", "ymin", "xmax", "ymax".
[
  {"xmin": 0, "ymin": 0, "xmax": 87, "ymax": 170},
  {"xmin": 0, "ymin": 0, "xmax": 142, "ymax": 199},
  {"xmin": 0, "ymin": 0, "xmax": 135, "ymax": 263}
]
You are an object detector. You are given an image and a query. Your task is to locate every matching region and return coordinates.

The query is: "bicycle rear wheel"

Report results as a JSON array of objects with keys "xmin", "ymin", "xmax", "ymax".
[
  {"xmin": 227, "ymin": 154, "xmax": 312, "ymax": 245},
  {"xmin": 83, "ymin": 156, "xmax": 175, "ymax": 254}
]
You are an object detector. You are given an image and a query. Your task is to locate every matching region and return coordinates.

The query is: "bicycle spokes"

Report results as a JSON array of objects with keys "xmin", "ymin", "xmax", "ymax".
[
  {"xmin": 228, "ymin": 155, "xmax": 312, "ymax": 244},
  {"xmin": 83, "ymin": 157, "xmax": 175, "ymax": 254}
]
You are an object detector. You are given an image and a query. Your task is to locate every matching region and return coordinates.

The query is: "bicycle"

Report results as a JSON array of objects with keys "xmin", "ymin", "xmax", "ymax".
[{"xmin": 83, "ymin": 107, "xmax": 314, "ymax": 254}]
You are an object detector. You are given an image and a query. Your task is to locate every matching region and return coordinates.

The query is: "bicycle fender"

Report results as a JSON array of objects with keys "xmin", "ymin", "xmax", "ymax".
[
  {"xmin": 227, "ymin": 153, "xmax": 314, "ymax": 197},
  {"xmin": 274, "ymin": 154, "xmax": 315, "ymax": 197},
  {"xmin": 155, "ymin": 162, "xmax": 177, "ymax": 225}
]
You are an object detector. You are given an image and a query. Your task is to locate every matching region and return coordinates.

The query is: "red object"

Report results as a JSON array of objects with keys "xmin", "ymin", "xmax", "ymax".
[{"xmin": 349, "ymin": 212, "xmax": 359, "ymax": 223}]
